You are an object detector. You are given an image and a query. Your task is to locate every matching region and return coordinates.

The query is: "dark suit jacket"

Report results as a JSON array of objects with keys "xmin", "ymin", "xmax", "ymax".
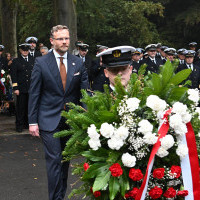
[
  {"xmin": 140, "ymin": 57, "xmax": 164, "ymax": 74},
  {"xmin": 28, "ymin": 51, "xmax": 89, "ymax": 131},
  {"xmin": 176, "ymin": 63, "xmax": 200, "ymax": 89},
  {"xmin": 11, "ymin": 55, "xmax": 34, "ymax": 93}
]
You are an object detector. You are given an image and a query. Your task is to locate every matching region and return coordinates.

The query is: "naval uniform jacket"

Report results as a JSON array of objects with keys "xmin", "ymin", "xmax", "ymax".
[
  {"xmin": 11, "ymin": 55, "xmax": 34, "ymax": 93},
  {"xmin": 176, "ymin": 63, "xmax": 200, "ymax": 89}
]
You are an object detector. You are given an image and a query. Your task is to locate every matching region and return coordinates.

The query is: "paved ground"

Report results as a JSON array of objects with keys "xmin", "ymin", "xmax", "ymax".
[{"xmin": 0, "ymin": 114, "xmax": 87, "ymax": 200}]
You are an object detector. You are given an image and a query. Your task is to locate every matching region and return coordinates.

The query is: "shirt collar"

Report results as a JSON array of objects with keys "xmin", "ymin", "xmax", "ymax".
[{"xmin": 53, "ymin": 49, "xmax": 68, "ymax": 60}]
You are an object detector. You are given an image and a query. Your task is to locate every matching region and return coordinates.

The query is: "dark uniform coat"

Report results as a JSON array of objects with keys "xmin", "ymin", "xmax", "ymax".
[
  {"xmin": 176, "ymin": 63, "xmax": 200, "ymax": 89},
  {"xmin": 140, "ymin": 57, "xmax": 164, "ymax": 74},
  {"xmin": 130, "ymin": 60, "xmax": 140, "ymax": 74}
]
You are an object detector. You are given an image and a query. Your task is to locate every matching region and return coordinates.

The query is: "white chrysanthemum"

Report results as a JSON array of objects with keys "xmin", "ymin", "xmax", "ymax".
[
  {"xmin": 174, "ymin": 123, "xmax": 187, "ymax": 136},
  {"xmin": 1, "ymin": 78, "xmax": 5, "ymax": 82},
  {"xmin": 1, "ymin": 69, "xmax": 5, "ymax": 74},
  {"xmin": 143, "ymin": 133, "xmax": 158, "ymax": 145},
  {"xmin": 125, "ymin": 97, "xmax": 140, "ymax": 112},
  {"xmin": 160, "ymin": 135, "xmax": 175, "ymax": 150},
  {"xmin": 107, "ymin": 137, "xmax": 124, "ymax": 150},
  {"xmin": 100, "ymin": 123, "xmax": 115, "ymax": 138},
  {"xmin": 176, "ymin": 144, "xmax": 188, "ymax": 159},
  {"xmin": 115, "ymin": 126, "xmax": 129, "ymax": 140},
  {"xmin": 122, "ymin": 153, "xmax": 136, "ymax": 167},
  {"xmin": 87, "ymin": 124, "xmax": 99, "ymax": 140},
  {"xmin": 181, "ymin": 112, "xmax": 192, "ymax": 124},
  {"xmin": 169, "ymin": 114, "xmax": 183, "ymax": 129},
  {"xmin": 156, "ymin": 146, "xmax": 169, "ymax": 158},
  {"xmin": 146, "ymin": 95, "xmax": 167, "ymax": 112},
  {"xmin": 138, "ymin": 119, "xmax": 153, "ymax": 135},
  {"xmin": 188, "ymin": 89, "xmax": 200, "ymax": 103},
  {"xmin": 172, "ymin": 102, "xmax": 187, "ymax": 115},
  {"xmin": 88, "ymin": 139, "xmax": 101, "ymax": 151}
]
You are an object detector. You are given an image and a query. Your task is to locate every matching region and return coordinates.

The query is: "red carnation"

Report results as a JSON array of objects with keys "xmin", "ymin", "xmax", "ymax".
[
  {"xmin": 153, "ymin": 168, "xmax": 165, "ymax": 179},
  {"xmin": 83, "ymin": 163, "xmax": 90, "ymax": 171},
  {"xmin": 93, "ymin": 191, "xmax": 101, "ymax": 197},
  {"xmin": 177, "ymin": 190, "xmax": 189, "ymax": 197},
  {"xmin": 109, "ymin": 163, "xmax": 123, "ymax": 177},
  {"xmin": 1, "ymin": 73, "xmax": 3, "ymax": 78},
  {"xmin": 163, "ymin": 187, "xmax": 176, "ymax": 198},
  {"xmin": 125, "ymin": 187, "xmax": 139, "ymax": 199},
  {"xmin": 129, "ymin": 168, "xmax": 143, "ymax": 181},
  {"xmin": 170, "ymin": 165, "xmax": 181, "ymax": 178},
  {"xmin": 149, "ymin": 186, "xmax": 163, "ymax": 199}
]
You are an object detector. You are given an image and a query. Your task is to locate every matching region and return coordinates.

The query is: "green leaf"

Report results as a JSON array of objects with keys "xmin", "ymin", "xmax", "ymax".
[
  {"xmin": 168, "ymin": 87, "xmax": 188, "ymax": 103},
  {"xmin": 151, "ymin": 73, "xmax": 162, "ymax": 94},
  {"xmin": 169, "ymin": 69, "xmax": 191, "ymax": 85},
  {"xmin": 107, "ymin": 151, "xmax": 121, "ymax": 164},
  {"xmin": 161, "ymin": 60, "xmax": 174, "ymax": 87},
  {"xmin": 109, "ymin": 176, "xmax": 120, "ymax": 200},
  {"xmin": 93, "ymin": 169, "xmax": 111, "ymax": 192},
  {"xmin": 81, "ymin": 149, "xmax": 108, "ymax": 162},
  {"xmin": 82, "ymin": 163, "xmax": 109, "ymax": 180},
  {"xmin": 119, "ymin": 169, "xmax": 130, "ymax": 196}
]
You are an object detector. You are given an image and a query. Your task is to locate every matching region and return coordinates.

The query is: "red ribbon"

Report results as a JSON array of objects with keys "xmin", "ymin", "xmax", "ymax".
[{"xmin": 186, "ymin": 123, "xmax": 200, "ymax": 199}]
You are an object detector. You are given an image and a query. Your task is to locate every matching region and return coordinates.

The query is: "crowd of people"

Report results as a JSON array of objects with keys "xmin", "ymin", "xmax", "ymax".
[{"xmin": 0, "ymin": 24, "xmax": 200, "ymax": 200}]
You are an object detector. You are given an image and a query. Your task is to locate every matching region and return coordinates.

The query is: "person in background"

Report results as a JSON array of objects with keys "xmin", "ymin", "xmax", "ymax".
[
  {"xmin": 72, "ymin": 40, "xmax": 83, "ymax": 56},
  {"xmin": 0, "ymin": 45, "xmax": 6, "ymax": 71},
  {"xmin": 189, "ymin": 42, "xmax": 197, "ymax": 51},
  {"xmin": 177, "ymin": 49, "xmax": 186, "ymax": 65},
  {"xmin": 40, "ymin": 46, "xmax": 49, "ymax": 56},
  {"xmin": 164, "ymin": 48, "xmax": 176, "ymax": 63},
  {"xmin": 130, "ymin": 48, "xmax": 141, "ymax": 74},
  {"xmin": 25, "ymin": 36, "xmax": 42, "ymax": 59},
  {"xmin": 10, "ymin": 43, "xmax": 34, "ymax": 132},
  {"xmin": 96, "ymin": 46, "xmax": 134, "ymax": 92},
  {"xmin": 91, "ymin": 45, "xmax": 109, "ymax": 92},
  {"xmin": 28, "ymin": 25, "xmax": 89, "ymax": 200},
  {"xmin": 4, "ymin": 52, "xmax": 13, "ymax": 72}
]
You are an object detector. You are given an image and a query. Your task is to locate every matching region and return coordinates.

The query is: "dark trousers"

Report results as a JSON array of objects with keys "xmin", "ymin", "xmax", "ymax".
[
  {"xmin": 16, "ymin": 93, "xmax": 28, "ymax": 130},
  {"xmin": 40, "ymin": 117, "xmax": 70, "ymax": 200}
]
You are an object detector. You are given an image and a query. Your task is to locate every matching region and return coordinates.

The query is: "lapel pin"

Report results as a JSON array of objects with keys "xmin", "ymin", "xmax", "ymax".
[{"xmin": 72, "ymin": 62, "xmax": 75, "ymax": 65}]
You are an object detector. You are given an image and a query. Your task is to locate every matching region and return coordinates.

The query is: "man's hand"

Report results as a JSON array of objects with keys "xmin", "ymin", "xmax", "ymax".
[
  {"xmin": 29, "ymin": 124, "xmax": 40, "ymax": 137},
  {"xmin": 14, "ymin": 90, "xmax": 20, "ymax": 96}
]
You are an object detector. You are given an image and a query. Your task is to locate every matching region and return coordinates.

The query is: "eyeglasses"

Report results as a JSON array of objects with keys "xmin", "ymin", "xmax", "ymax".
[{"xmin": 53, "ymin": 37, "xmax": 70, "ymax": 41}]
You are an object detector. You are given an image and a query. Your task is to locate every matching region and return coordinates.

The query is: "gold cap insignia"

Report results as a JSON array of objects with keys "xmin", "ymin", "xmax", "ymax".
[{"xmin": 112, "ymin": 50, "xmax": 121, "ymax": 58}]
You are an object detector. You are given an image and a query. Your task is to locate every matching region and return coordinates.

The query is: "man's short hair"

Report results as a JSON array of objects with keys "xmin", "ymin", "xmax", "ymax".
[
  {"xmin": 50, "ymin": 25, "xmax": 69, "ymax": 38},
  {"xmin": 40, "ymin": 46, "xmax": 49, "ymax": 53}
]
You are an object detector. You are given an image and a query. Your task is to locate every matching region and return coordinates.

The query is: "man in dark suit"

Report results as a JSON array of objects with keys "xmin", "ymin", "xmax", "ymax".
[
  {"xmin": 176, "ymin": 50, "xmax": 200, "ymax": 89},
  {"xmin": 0, "ymin": 45, "xmax": 6, "ymax": 71},
  {"xmin": 164, "ymin": 48, "xmax": 176, "ymax": 63},
  {"xmin": 10, "ymin": 43, "xmax": 34, "ymax": 132},
  {"xmin": 28, "ymin": 25, "xmax": 89, "ymax": 200},
  {"xmin": 177, "ymin": 48, "xmax": 186, "ymax": 65},
  {"xmin": 140, "ymin": 44, "xmax": 164, "ymax": 74},
  {"xmin": 130, "ymin": 48, "xmax": 141, "ymax": 74},
  {"xmin": 25, "ymin": 36, "xmax": 42, "ymax": 59}
]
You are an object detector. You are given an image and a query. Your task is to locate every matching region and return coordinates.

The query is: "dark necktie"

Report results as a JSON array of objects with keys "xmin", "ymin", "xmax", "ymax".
[
  {"xmin": 59, "ymin": 57, "xmax": 67, "ymax": 91},
  {"xmin": 30, "ymin": 53, "xmax": 34, "ymax": 57},
  {"xmin": 25, "ymin": 57, "xmax": 28, "ymax": 62}
]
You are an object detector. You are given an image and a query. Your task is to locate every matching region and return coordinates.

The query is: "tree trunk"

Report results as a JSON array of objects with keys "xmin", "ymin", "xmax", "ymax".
[
  {"xmin": 0, "ymin": 0, "xmax": 18, "ymax": 57},
  {"xmin": 54, "ymin": 0, "xmax": 77, "ymax": 53}
]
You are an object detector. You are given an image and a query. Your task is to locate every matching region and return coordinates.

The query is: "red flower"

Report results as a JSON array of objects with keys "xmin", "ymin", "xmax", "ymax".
[
  {"xmin": 163, "ymin": 187, "xmax": 176, "ymax": 198},
  {"xmin": 129, "ymin": 168, "xmax": 143, "ymax": 181},
  {"xmin": 177, "ymin": 190, "xmax": 189, "ymax": 197},
  {"xmin": 170, "ymin": 165, "xmax": 181, "ymax": 178},
  {"xmin": 125, "ymin": 187, "xmax": 139, "ymax": 199},
  {"xmin": 149, "ymin": 186, "xmax": 163, "ymax": 199},
  {"xmin": 1, "ymin": 73, "xmax": 3, "ymax": 78},
  {"xmin": 109, "ymin": 163, "xmax": 123, "ymax": 177},
  {"xmin": 153, "ymin": 168, "xmax": 165, "ymax": 179},
  {"xmin": 93, "ymin": 191, "xmax": 101, "ymax": 197},
  {"xmin": 83, "ymin": 163, "xmax": 90, "ymax": 171}
]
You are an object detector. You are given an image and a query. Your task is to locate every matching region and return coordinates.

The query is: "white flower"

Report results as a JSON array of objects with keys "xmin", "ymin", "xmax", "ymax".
[
  {"xmin": 146, "ymin": 95, "xmax": 167, "ymax": 112},
  {"xmin": 125, "ymin": 97, "xmax": 140, "ymax": 112},
  {"xmin": 87, "ymin": 124, "xmax": 99, "ymax": 140},
  {"xmin": 107, "ymin": 137, "xmax": 124, "ymax": 150},
  {"xmin": 1, "ymin": 69, "xmax": 5, "ymax": 74},
  {"xmin": 156, "ymin": 146, "xmax": 169, "ymax": 158},
  {"xmin": 174, "ymin": 123, "xmax": 187, "ymax": 136},
  {"xmin": 176, "ymin": 144, "xmax": 188, "ymax": 159},
  {"xmin": 1, "ymin": 78, "xmax": 5, "ymax": 82},
  {"xmin": 172, "ymin": 102, "xmax": 187, "ymax": 115},
  {"xmin": 88, "ymin": 139, "xmax": 101, "ymax": 151},
  {"xmin": 187, "ymin": 89, "xmax": 199, "ymax": 103},
  {"xmin": 169, "ymin": 114, "xmax": 183, "ymax": 129},
  {"xmin": 100, "ymin": 123, "xmax": 115, "ymax": 138},
  {"xmin": 181, "ymin": 112, "xmax": 192, "ymax": 124},
  {"xmin": 143, "ymin": 133, "xmax": 158, "ymax": 145},
  {"xmin": 122, "ymin": 153, "xmax": 136, "ymax": 167},
  {"xmin": 195, "ymin": 107, "xmax": 200, "ymax": 120},
  {"xmin": 115, "ymin": 126, "xmax": 129, "ymax": 140},
  {"xmin": 160, "ymin": 135, "xmax": 175, "ymax": 150},
  {"xmin": 138, "ymin": 119, "xmax": 153, "ymax": 135}
]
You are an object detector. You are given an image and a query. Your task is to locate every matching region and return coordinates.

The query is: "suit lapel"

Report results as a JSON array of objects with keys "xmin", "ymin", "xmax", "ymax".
[
  {"xmin": 47, "ymin": 51, "xmax": 63, "ymax": 91},
  {"xmin": 65, "ymin": 54, "xmax": 76, "ymax": 93}
]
